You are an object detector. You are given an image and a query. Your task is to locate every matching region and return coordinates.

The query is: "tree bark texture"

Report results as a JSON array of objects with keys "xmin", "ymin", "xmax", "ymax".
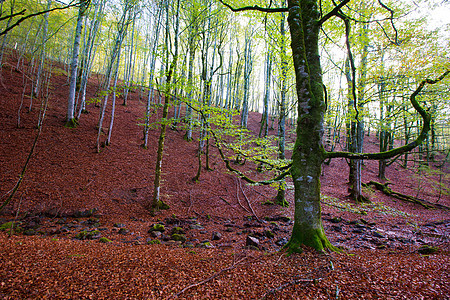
[{"xmin": 286, "ymin": 0, "xmax": 334, "ymax": 252}]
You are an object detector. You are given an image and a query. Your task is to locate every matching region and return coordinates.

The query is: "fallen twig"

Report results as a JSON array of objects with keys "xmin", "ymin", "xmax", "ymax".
[
  {"xmin": 170, "ymin": 255, "xmax": 250, "ymax": 298},
  {"xmin": 261, "ymin": 277, "xmax": 324, "ymax": 299},
  {"xmin": 366, "ymin": 181, "xmax": 449, "ymax": 210},
  {"xmin": 236, "ymin": 178, "xmax": 251, "ymax": 214},
  {"xmin": 239, "ymin": 178, "xmax": 260, "ymax": 222}
]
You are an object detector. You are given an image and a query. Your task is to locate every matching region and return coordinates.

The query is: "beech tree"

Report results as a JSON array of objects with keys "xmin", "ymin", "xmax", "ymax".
[
  {"xmin": 219, "ymin": 0, "xmax": 449, "ymax": 253},
  {"xmin": 66, "ymin": 0, "xmax": 88, "ymax": 127}
]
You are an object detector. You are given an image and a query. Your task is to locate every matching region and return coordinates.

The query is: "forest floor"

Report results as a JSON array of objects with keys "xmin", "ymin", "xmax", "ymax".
[{"xmin": 0, "ymin": 53, "xmax": 449, "ymax": 299}]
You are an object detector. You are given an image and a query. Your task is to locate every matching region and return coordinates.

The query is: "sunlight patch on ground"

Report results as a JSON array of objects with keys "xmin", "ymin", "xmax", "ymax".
[{"xmin": 321, "ymin": 194, "xmax": 416, "ymax": 218}]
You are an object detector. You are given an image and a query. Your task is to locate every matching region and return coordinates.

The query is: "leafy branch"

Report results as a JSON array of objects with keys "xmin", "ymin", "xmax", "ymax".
[
  {"xmin": 326, "ymin": 70, "xmax": 450, "ymax": 160},
  {"xmin": 0, "ymin": 1, "xmax": 86, "ymax": 37},
  {"xmin": 217, "ymin": 0, "xmax": 288, "ymax": 13}
]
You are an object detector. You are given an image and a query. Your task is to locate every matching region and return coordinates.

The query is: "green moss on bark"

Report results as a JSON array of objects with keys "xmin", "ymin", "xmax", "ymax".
[{"xmin": 284, "ymin": 223, "xmax": 339, "ymax": 253}]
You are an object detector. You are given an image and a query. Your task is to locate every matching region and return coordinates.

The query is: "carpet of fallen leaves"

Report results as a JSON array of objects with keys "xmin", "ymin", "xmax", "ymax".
[{"xmin": 0, "ymin": 51, "xmax": 449, "ymax": 299}]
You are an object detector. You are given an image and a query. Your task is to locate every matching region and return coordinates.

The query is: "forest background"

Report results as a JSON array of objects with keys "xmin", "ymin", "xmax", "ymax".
[{"xmin": 0, "ymin": 0, "xmax": 449, "ymax": 298}]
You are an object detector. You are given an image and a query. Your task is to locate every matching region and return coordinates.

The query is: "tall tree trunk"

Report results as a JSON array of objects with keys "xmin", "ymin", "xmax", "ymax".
[
  {"xmin": 276, "ymin": 9, "xmax": 288, "ymax": 207},
  {"xmin": 259, "ymin": 48, "xmax": 271, "ymax": 138},
  {"xmin": 143, "ymin": 1, "xmax": 163, "ymax": 149},
  {"xmin": 151, "ymin": 0, "xmax": 180, "ymax": 213},
  {"xmin": 77, "ymin": 0, "xmax": 105, "ymax": 120},
  {"xmin": 33, "ymin": 0, "xmax": 51, "ymax": 98},
  {"xmin": 240, "ymin": 29, "xmax": 253, "ymax": 128},
  {"xmin": 66, "ymin": 0, "xmax": 88, "ymax": 127},
  {"xmin": 285, "ymin": 0, "xmax": 335, "ymax": 253}
]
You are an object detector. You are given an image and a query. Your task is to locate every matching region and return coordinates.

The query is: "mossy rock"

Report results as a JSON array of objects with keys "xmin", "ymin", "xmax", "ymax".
[
  {"xmin": 0, "ymin": 221, "xmax": 22, "ymax": 233},
  {"xmin": 171, "ymin": 233, "xmax": 187, "ymax": 242},
  {"xmin": 264, "ymin": 230, "xmax": 275, "ymax": 239},
  {"xmin": 418, "ymin": 245, "xmax": 439, "ymax": 255},
  {"xmin": 0, "ymin": 222, "xmax": 13, "ymax": 230},
  {"xmin": 199, "ymin": 241, "xmax": 214, "ymax": 248},
  {"xmin": 148, "ymin": 239, "xmax": 161, "ymax": 245},
  {"xmin": 99, "ymin": 237, "xmax": 112, "ymax": 243},
  {"xmin": 74, "ymin": 230, "xmax": 101, "ymax": 240},
  {"xmin": 151, "ymin": 224, "xmax": 165, "ymax": 232},
  {"xmin": 171, "ymin": 227, "xmax": 185, "ymax": 234}
]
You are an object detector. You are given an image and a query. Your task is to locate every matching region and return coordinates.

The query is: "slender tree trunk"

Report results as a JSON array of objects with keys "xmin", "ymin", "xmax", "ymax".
[
  {"xmin": 143, "ymin": 1, "xmax": 163, "ymax": 148},
  {"xmin": 66, "ymin": 0, "xmax": 87, "ymax": 127},
  {"xmin": 77, "ymin": 0, "xmax": 104, "ymax": 120},
  {"xmin": 276, "ymin": 10, "xmax": 288, "ymax": 207},
  {"xmin": 240, "ymin": 29, "xmax": 252, "ymax": 128},
  {"xmin": 151, "ymin": 0, "xmax": 180, "ymax": 213},
  {"xmin": 259, "ymin": 48, "xmax": 271, "ymax": 138},
  {"xmin": 33, "ymin": 0, "xmax": 51, "ymax": 98}
]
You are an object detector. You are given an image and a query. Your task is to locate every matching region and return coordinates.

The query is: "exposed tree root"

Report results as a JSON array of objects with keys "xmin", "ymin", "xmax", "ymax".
[{"xmin": 366, "ymin": 181, "xmax": 449, "ymax": 210}]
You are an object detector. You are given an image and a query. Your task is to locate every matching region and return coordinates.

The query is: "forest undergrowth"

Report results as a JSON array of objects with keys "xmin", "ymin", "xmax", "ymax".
[{"xmin": 0, "ymin": 53, "xmax": 448, "ymax": 299}]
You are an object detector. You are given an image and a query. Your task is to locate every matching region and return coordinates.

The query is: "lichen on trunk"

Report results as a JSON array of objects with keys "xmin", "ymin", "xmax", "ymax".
[{"xmin": 285, "ymin": 0, "xmax": 335, "ymax": 252}]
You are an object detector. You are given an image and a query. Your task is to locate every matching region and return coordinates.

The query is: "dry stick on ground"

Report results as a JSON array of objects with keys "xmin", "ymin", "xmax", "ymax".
[
  {"xmin": 187, "ymin": 190, "xmax": 193, "ymax": 215},
  {"xmin": 261, "ymin": 277, "xmax": 324, "ymax": 300},
  {"xmin": 236, "ymin": 178, "xmax": 251, "ymax": 214},
  {"xmin": 218, "ymin": 196, "xmax": 237, "ymax": 210},
  {"xmin": 261, "ymin": 258, "xmax": 334, "ymax": 300},
  {"xmin": 170, "ymin": 254, "xmax": 251, "ymax": 299},
  {"xmin": 0, "ymin": 102, "xmax": 47, "ymax": 212},
  {"xmin": 239, "ymin": 178, "xmax": 260, "ymax": 222},
  {"xmin": 366, "ymin": 181, "xmax": 450, "ymax": 210}
]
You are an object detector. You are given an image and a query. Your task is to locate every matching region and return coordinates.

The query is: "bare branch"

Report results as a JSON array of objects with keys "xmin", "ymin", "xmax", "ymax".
[
  {"xmin": 0, "ymin": 1, "xmax": 85, "ymax": 37},
  {"xmin": 318, "ymin": 0, "xmax": 351, "ymax": 26},
  {"xmin": 217, "ymin": 0, "xmax": 287, "ymax": 13},
  {"xmin": 0, "ymin": 9, "xmax": 26, "ymax": 22},
  {"xmin": 336, "ymin": 12, "xmax": 359, "ymax": 120},
  {"xmin": 377, "ymin": 0, "xmax": 399, "ymax": 45}
]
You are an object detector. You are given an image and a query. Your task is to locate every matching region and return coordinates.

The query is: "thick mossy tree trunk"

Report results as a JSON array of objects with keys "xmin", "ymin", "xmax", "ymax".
[{"xmin": 285, "ymin": 0, "xmax": 335, "ymax": 252}]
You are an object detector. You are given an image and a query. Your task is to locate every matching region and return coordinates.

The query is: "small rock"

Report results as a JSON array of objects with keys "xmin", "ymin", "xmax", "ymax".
[
  {"xmin": 275, "ymin": 237, "xmax": 288, "ymax": 247},
  {"xmin": 246, "ymin": 236, "xmax": 260, "ymax": 248},
  {"xmin": 184, "ymin": 242, "xmax": 195, "ymax": 248},
  {"xmin": 352, "ymin": 229, "xmax": 364, "ymax": 234},
  {"xmin": 199, "ymin": 241, "xmax": 214, "ymax": 248},
  {"xmin": 171, "ymin": 233, "xmax": 187, "ymax": 242},
  {"xmin": 264, "ymin": 230, "xmax": 275, "ymax": 239},
  {"xmin": 118, "ymin": 228, "xmax": 129, "ymax": 235},
  {"xmin": 373, "ymin": 231, "xmax": 385, "ymax": 238},
  {"xmin": 150, "ymin": 231, "xmax": 162, "ymax": 238},
  {"xmin": 212, "ymin": 232, "xmax": 222, "ymax": 241},
  {"xmin": 149, "ymin": 224, "xmax": 165, "ymax": 232},
  {"xmin": 244, "ymin": 222, "xmax": 262, "ymax": 228},
  {"xmin": 165, "ymin": 240, "xmax": 182, "ymax": 246},
  {"xmin": 189, "ymin": 224, "xmax": 204, "ymax": 230},
  {"xmin": 113, "ymin": 223, "xmax": 126, "ymax": 228},
  {"xmin": 418, "ymin": 245, "xmax": 439, "ymax": 255},
  {"xmin": 171, "ymin": 227, "xmax": 185, "ymax": 234},
  {"xmin": 23, "ymin": 229, "xmax": 36, "ymax": 236},
  {"xmin": 330, "ymin": 217, "xmax": 343, "ymax": 224},
  {"xmin": 332, "ymin": 225, "xmax": 343, "ymax": 233}
]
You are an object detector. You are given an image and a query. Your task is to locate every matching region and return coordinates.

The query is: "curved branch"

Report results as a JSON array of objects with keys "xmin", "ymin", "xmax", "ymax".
[
  {"xmin": 0, "ymin": 1, "xmax": 84, "ymax": 36},
  {"xmin": 0, "ymin": 9, "xmax": 26, "ymax": 22},
  {"xmin": 217, "ymin": 0, "xmax": 287, "ymax": 13},
  {"xmin": 318, "ymin": 0, "xmax": 351, "ymax": 26},
  {"xmin": 377, "ymin": 0, "xmax": 399, "ymax": 45},
  {"xmin": 325, "ymin": 70, "xmax": 450, "ymax": 160},
  {"xmin": 337, "ymin": 12, "xmax": 359, "ymax": 120}
]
